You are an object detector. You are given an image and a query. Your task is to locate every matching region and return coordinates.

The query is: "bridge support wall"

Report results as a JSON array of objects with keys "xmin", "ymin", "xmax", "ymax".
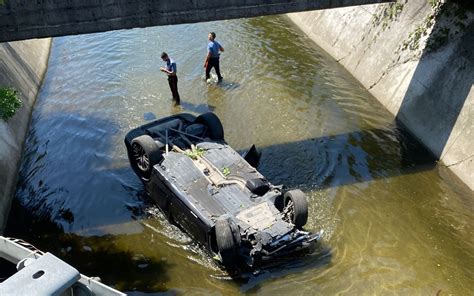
[{"xmin": 0, "ymin": 0, "xmax": 391, "ymax": 42}]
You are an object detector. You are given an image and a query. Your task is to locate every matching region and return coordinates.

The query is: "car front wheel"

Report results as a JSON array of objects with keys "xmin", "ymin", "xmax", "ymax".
[
  {"xmin": 283, "ymin": 190, "xmax": 308, "ymax": 229},
  {"xmin": 131, "ymin": 135, "xmax": 162, "ymax": 180},
  {"xmin": 215, "ymin": 219, "xmax": 239, "ymax": 268},
  {"xmin": 195, "ymin": 112, "xmax": 224, "ymax": 141}
]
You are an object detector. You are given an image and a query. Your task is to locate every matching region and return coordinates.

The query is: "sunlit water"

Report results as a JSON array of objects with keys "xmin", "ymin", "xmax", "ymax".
[{"xmin": 6, "ymin": 16, "xmax": 473, "ymax": 294}]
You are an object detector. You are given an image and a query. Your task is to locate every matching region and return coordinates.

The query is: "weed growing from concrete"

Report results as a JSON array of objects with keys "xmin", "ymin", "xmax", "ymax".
[
  {"xmin": 0, "ymin": 86, "xmax": 22, "ymax": 121},
  {"xmin": 372, "ymin": 2, "xmax": 405, "ymax": 30},
  {"xmin": 367, "ymin": 1, "xmax": 406, "ymax": 45},
  {"xmin": 401, "ymin": 1, "xmax": 471, "ymax": 53}
]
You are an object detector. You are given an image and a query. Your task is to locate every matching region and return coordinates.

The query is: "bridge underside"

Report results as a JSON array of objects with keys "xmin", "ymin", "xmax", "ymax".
[{"xmin": 0, "ymin": 0, "xmax": 392, "ymax": 42}]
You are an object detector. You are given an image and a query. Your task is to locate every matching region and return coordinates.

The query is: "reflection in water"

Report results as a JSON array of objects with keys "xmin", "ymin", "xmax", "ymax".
[{"xmin": 6, "ymin": 15, "xmax": 474, "ymax": 295}]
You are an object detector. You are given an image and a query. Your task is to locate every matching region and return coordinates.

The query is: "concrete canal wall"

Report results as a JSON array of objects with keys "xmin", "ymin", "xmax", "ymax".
[
  {"xmin": 288, "ymin": 0, "xmax": 474, "ymax": 190},
  {"xmin": 0, "ymin": 39, "xmax": 51, "ymax": 234}
]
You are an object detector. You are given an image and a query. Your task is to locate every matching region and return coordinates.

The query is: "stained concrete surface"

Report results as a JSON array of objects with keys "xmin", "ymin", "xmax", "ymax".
[
  {"xmin": 0, "ymin": 39, "xmax": 51, "ymax": 234},
  {"xmin": 288, "ymin": 0, "xmax": 474, "ymax": 190}
]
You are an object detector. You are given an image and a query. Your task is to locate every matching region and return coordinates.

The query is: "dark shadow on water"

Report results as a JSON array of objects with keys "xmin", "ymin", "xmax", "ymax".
[
  {"xmin": 395, "ymin": 3, "xmax": 473, "ymax": 161},
  {"xmin": 205, "ymin": 76, "xmax": 241, "ymax": 91},
  {"xmin": 176, "ymin": 101, "xmax": 213, "ymax": 113},
  {"xmin": 255, "ymin": 122, "xmax": 436, "ymax": 190},
  {"xmin": 214, "ymin": 80, "xmax": 241, "ymax": 91},
  {"xmin": 143, "ymin": 112, "xmax": 157, "ymax": 121},
  {"xmin": 4, "ymin": 111, "xmax": 173, "ymax": 291},
  {"xmin": 5, "ymin": 202, "xmax": 172, "ymax": 291},
  {"xmin": 7, "ymin": 111, "xmax": 146, "ymax": 232}
]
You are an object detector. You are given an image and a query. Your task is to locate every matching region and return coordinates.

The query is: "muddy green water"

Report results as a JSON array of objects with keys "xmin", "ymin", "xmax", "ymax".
[{"xmin": 6, "ymin": 16, "xmax": 474, "ymax": 295}]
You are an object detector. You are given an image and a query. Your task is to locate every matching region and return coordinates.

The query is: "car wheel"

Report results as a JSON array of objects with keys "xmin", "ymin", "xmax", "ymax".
[
  {"xmin": 131, "ymin": 135, "xmax": 162, "ymax": 180},
  {"xmin": 283, "ymin": 190, "xmax": 308, "ymax": 229},
  {"xmin": 215, "ymin": 219, "xmax": 239, "ymax": 267},
  {"xmin": 195, "ymin": 112, "xmax": 224, "ymax": 140},
  {"xmin": 228, "ymin": 219, "xmax": 241, "ymax": 247}
]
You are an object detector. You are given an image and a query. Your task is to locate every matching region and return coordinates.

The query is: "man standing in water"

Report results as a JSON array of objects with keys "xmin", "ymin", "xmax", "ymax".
[
  {"xmin": 204, "ymin": 32, "xmax": 224, "ymax": 82},
  {"xmin": 160, "ymin": 52, "xmax": 180, "ymax": 104}
]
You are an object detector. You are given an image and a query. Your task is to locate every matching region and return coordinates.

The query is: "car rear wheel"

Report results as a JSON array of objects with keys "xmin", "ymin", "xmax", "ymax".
[
  {"xmin": 195, "ymin": 112, "xmax": 224, "ymax": 140},
  {"xmin": 283, "ymin": 190, "xmax": 308, "ymax": 229},
  {"xmin": 215, "ymin": 219, "xmax": 239, "ymax": 268},
  {"xmin": 131, "ymin": 135, "xmax": 162, "ymax": 180}
]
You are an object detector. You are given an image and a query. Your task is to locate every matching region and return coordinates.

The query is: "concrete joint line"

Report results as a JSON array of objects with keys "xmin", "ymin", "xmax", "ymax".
[
  {"xmin": 441, "ymin": 121, "xmax": 469, "ymax": 161},
  {"xmin": 445, "ymin": 154, "xmax": 474, "ymax": 168},
  {"xmin": 368, "ymin": 56, "xmax": 417, "ymax": 89}
]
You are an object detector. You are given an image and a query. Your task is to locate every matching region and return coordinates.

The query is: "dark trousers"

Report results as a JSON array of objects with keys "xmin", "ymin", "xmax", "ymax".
[
  {"xmin": 167, "ymin": 75, "xmax": 180, "ymax": 102},
  {"xmin": 205, "ymin": 57, "xmax": 222, "ymax": 80}
]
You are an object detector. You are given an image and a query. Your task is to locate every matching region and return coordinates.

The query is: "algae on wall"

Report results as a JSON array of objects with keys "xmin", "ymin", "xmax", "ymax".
[
  {"xmin": 0, "ymin": 39, "xmax": 51, "ymax": 233},
  {"xmin": 287, "ymin": 0, "xmax": 474, "ymax": 190}
]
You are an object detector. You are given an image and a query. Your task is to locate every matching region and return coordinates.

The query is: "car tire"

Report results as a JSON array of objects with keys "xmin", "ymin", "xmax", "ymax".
[
  {"xmin": 283, "ymin": 190, "xmax": 308, "ymax": 229},
  {"xmin": 195, "ymin": 112, "xmax": 224, "ymax": 140},
  {"xmin": 228, "ymin": 219, "xmax": 241, "ymax": 247},
  {"xmin": 215, "ymin": 219, "xmax": 239, "ymax": 267},
  {"xmin": 131, "ymin": 135, "xmax": 162, "ymax": 180}
]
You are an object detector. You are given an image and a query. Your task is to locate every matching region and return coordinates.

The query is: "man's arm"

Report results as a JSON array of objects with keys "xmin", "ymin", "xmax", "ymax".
[
  {"xmin": 160, "ymin": 63, "xmax": 177, "ymax": 75},
  {"xmin": 204, "ymin": 51, "xmax": 211, "ymax": 68},
  {"xmin": 160, "ymin": 67, "xmax": 171, "ymax": 74}
]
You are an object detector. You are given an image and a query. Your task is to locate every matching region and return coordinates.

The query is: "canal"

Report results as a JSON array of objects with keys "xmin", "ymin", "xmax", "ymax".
[{"xmin": 6, "ymin": 16, "xmax": 474, "ymax": 294}]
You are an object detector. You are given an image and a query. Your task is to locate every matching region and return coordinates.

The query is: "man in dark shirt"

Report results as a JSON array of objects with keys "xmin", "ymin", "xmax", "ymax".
[
  {"xmin": 160, "ymin": 52, "xmax": 180, "ymax": 103},
  {"xmin": 204, "ymin": 32, "xmax": 224, "ymax": 82}
]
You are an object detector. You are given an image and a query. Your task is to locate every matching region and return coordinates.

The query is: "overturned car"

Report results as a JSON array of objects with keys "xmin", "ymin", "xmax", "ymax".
[{"xmin": 124, "ymin": 112, "xmax": 320, "ymax": 269}]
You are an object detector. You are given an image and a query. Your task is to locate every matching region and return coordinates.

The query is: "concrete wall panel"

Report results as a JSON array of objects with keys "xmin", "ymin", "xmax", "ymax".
[
  {"xmin": 0, "ymin": 39, "xmax": 51, "ymax": 233},
  {"xmin": 288, "ymin": 1, "xmax": 474, "ymax": 190}
]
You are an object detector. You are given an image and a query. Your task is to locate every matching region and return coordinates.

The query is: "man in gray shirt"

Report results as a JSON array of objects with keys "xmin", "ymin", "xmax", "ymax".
[
  {"xmin": 204, "ymin": 32, "xmax": 224, "ymax": 82},
  {"xmin": 160, "ymin": 52, "xmax": 180, "ymax": 103}
]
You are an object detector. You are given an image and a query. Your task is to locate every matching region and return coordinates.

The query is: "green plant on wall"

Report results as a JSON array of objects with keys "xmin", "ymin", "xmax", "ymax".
[
  {"xmin": 428, "ymin": 0, "xmax": 440, "ymax": 9},
  {"xmin": 368, "ymin": 1, "xmax": 405, "ymax": 45},
  {"xmin": 0, "ymin": 87, "xmax": 22, "ymax": 121},
  {"xmin": 400, "ymin": 0, "xmax": 441, "ymax": 51},
  {"xmin": 372, "ymin": 1, "xmax": 405, "ymax": 30},
  {"xmin": 401, "ymin": 0, "xmax": 469, "ymax": 53}
]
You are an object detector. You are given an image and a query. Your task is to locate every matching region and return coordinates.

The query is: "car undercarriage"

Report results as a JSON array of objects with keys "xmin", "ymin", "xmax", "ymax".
[{"xmin": 125, "ymin": 112, "xmax": 321, "ymax": 269}]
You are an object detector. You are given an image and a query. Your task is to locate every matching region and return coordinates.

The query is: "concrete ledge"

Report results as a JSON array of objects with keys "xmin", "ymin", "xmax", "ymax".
[{"xmin": 0, "ymin": 38, "xmax": 51, "ymax": 234}]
